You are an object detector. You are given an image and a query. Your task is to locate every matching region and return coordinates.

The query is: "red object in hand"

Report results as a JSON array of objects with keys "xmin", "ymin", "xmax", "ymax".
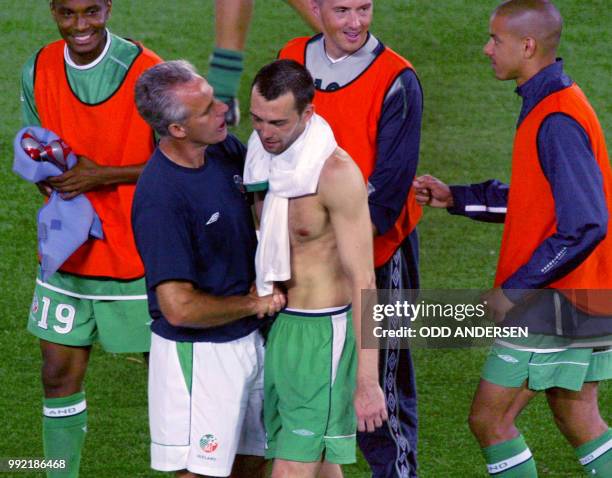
[
  {"xmin": 42, "ymin": 140, "xmax": 71, "ymax": 170},
  {"xmin": 21, "ymin": 132, "xmax": 44, "ymax": 160},
  {"xmin": 21, "ymin": 131, "xmax": 71, "ymax": 171}
]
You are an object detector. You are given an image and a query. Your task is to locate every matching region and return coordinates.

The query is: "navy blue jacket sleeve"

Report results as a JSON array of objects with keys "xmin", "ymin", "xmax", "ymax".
[
  {"xmin": 502, "ymin": 113, "xmax": 607, "ymax": 294},
  {"xmin": 448, "ymin": 180, "xmax": 509, "ymax": 223},
  {"xmin": 368, "ymin": 68, "xmax": 422, "ymax": 235}
]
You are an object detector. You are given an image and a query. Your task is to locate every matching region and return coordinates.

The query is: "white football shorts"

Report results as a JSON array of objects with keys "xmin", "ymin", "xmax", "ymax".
[{"xmin": 148, "ymin": 330, "xmax": 265, "ymax": 476}]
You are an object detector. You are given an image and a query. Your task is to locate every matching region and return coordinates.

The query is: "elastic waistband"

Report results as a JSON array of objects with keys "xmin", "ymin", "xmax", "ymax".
[{"xmin": 281, "ymin": 304, "xmax": 351, "ymax": 319}]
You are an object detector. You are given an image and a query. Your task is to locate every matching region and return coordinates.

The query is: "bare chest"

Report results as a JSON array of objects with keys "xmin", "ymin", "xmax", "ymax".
[{"xmin": 288, "ymin": 195, "xmax": 330, "ymax": 244}]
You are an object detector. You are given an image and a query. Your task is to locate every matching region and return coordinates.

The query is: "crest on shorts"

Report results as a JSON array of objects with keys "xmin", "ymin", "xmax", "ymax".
[
  {"xmin": 200, "ymin": 434, "xmax": 219, "ymax": 453},
  {"xmin": 31, "ymin": 294, "xmax": 39, "ymax": 314}
]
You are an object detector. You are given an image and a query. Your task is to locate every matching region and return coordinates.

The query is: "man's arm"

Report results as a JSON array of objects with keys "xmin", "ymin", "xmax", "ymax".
[
  {"xmin": 21, "ymin": 54, "xmax": 53, "ymax": 195},
  {"xmin": 21, "ymin": 54, "xmax": 40, "ymax": 127},
  {"xmin": 253, "ymin": 191, "xmax": 265, "ymax": 225},
  {"xmin": 368, "ymin": 69, "xmax": 422, "ymax": 236},
  {"xmin": 447, "ymin": 181, "xmax": 508, "ymax": 223},
  {"xmin": 319, "ymin": 148, "xmax": 387, "ymax": 433},
  {"xmin": 47, "ymin": 158, "xmax": 146, "ymax": 199},
  {"xmin": 21, "ymin": 52, "xmax": 148, "ymax": 200},
  {"xmin": 156, "ymin": 280, "xmax": 282, "ymax": 327},
  {"xmin": 413, "ymin": 175, "xmax": 508, "ymax": 223},
  {"xmin": 132, "ymin": 187, "xmax": 284, "ymax": 329}
]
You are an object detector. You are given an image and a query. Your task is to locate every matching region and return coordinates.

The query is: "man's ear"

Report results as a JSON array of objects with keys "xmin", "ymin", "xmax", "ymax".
[
  {"xmin": 523, "ymin": 36, "xmax": 537, "ymax": 59},
  {"xmin": 302, "ymin": 103, "xmax": 314, "ymax": 123},
  {"xmin": 310, "ymin": 0, "xmax": 321, "ymax": 19},
  {"xmin": 168, "ymin": 123, "xmax": 187, "ymax": 139}
]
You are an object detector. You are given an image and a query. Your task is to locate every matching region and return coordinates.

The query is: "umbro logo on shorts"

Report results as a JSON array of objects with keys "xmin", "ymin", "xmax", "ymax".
[
  {"xmin": 497, "ymin": 354, "xmax": 519, "ymax": 364},
  {"xmin": 292, "ymin": 429, "xmax": 315, "ymax": 436},
  {"xmin": 206, "ymin": 212, "xmax": 220, "ymax": 225}
]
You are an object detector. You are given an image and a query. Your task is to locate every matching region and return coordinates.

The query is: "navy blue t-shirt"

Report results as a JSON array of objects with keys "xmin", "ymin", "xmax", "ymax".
[{"xmin": 132, "ymin": 135, "xmax": 261, "ymax": 342}]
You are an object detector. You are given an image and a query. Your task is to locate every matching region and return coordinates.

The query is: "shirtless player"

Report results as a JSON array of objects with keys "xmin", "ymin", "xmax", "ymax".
[{"xmin": 246, "ymin": 59, "xmax": 387, "ymax": 478}]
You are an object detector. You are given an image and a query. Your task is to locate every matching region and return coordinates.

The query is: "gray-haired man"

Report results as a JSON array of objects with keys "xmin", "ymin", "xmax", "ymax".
[{"xmin": 132, "ymin": 60, "xmax": 284, "ymax": 478}]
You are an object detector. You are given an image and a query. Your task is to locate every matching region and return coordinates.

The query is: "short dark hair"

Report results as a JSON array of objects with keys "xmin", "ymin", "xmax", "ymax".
[
  {"xmin": 494, "ymin": 0, "xmax": 562, "ymax": 54},
  {"xmin": 251, "ymin": 60, "xmax": 315, "ymax": 114}
]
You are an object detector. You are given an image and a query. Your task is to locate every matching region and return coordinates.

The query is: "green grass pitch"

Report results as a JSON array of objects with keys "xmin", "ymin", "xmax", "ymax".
[{"xmin": 0, "ymin": 1, "xmax": 609, "ymax": 476}]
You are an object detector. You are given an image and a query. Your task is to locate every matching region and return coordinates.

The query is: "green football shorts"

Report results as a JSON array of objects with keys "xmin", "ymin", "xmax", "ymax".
[
  {"xmin": 27, "ymin": 269, "xmax": 151, "ymax": 353},
  {"xmin": 482, "ymin": 343, "xmax": 612, "ymax": 391},
  {"xmin": 264, "ymin": 306, "xmax": 357, "ymax": 464}
]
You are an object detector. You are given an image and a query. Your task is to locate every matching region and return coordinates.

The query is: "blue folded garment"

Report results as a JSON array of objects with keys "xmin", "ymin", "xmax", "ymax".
[{"xmin": 13, "ymin": 126, "xmax": 103, "ymax": 281}]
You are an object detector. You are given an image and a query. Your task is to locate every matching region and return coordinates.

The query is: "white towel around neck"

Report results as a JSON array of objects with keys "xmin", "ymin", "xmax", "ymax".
[{"xmin": 244, "ymin": 113, "xmax": 338, "ymax": 295}]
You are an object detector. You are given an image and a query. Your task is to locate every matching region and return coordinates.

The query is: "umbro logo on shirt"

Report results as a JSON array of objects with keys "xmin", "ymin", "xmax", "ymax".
[{"xmin": 206, "ymin": 212, "xmax": 220, "ymax": 225}]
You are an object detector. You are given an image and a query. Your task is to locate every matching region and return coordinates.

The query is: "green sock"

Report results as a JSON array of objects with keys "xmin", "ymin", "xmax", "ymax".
[
  {"xmin": 576, "ymin": 429, "xmax": 612, "ymax": 476},
  {"xmin": 43, "ymin": 392, "xmax": 87, "ymax": 478},
  {"xmin": 482, "ymin": 434, "xmax": 538, "ymax": 477},
  {"xmin": 207, "ymin": 47, "xmax": 244, "ymax": 102}
]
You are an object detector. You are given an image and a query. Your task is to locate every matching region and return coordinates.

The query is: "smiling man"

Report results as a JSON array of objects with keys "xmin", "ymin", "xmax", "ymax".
[
  {"xmin": 20, "ymin": 1, "xmax": 161, "ymax": 476},
  {"xmin": 279, "ymin": 1, "xmax": 423, "ymax": 477}
]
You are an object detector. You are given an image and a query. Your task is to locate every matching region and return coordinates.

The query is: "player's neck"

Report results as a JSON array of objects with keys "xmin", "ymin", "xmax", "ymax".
[
  {"xmin": 65, "ymin": 29, "xmax": 111, "ymax": 68},
  {"xmin": 160, "ymin": 139, "xmax": 207, "ymax": 169},
  {"xmin": 516, "ymin": 57, "xmax": 557, "ymax": 87},
  {"xmin": 323, "ymin": 32, "xmax": 370, "ymax": 61}
]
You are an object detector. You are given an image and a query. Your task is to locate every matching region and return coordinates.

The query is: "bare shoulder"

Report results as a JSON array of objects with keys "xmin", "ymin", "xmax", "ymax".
[
  {"xmin": 320, "ymin": 147, "xmax": 364, "ymax": 189},
  {"xmin": 319, "ymin": 147, "xmax": 367, "ymax": 206}
]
